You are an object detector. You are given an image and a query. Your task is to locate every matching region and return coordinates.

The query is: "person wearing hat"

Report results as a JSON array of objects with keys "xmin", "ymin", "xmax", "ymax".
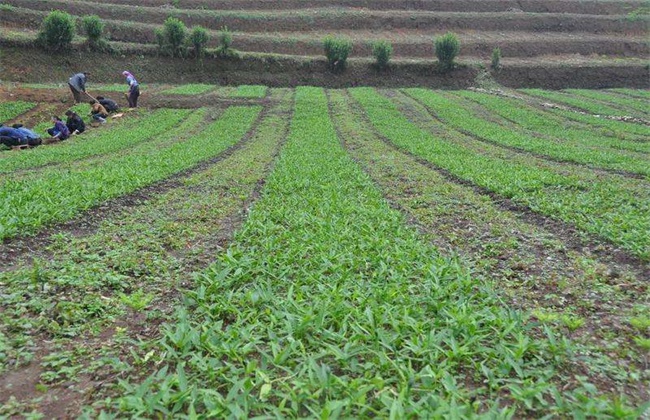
[{"xmin": 68, "ymin": 72, "xmax": 89, "ymax": 104}]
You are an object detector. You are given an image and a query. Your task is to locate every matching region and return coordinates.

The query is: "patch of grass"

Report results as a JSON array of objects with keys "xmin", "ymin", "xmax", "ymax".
[
  {"xmin": 162, "ymin": 84, "xmax": 217, "ymax": 95},
  {"xmin": 229, "ymin": 85, "xmax": 267, "ymax": 98}
]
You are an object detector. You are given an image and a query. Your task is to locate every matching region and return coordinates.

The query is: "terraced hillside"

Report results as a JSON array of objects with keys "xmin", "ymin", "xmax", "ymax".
[
  {"xmin": 0, "ymin": 83, "xmax": 648, "ymax": 417},
  {"xmin": 1, "ymin": 0, "xmax": 648, "ymax": 87}
]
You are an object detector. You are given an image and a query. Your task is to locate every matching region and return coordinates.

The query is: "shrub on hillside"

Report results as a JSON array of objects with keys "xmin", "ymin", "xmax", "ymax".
[
  {"xmin": 491, "ymin": 47, "xmax": 501, "ymax": 70},
  {"xmin": 323, "ymin": 36, "xmax": 353, "ymax": 72},
  {"xmin": 371, "ymin": 40, "xmax": 392, "ymax": 69},
  {"xmin": 434, "ymin": 32, "xmax": 460, "ymax": 70},
  {"xmin": 216, "ymin": 26, "xmax": 237, "ymax": 58},
  {"xmin": 155, "ymin": 17, "xmax": 187, "ymax": 57},
  {"xmin": 36, "ymin": 10, "xmax": 76, "ymax": 51},
  {"xmin": 190, "ymin": 26, "xmax": 209, "ymax": 58},
  {"xmin": 81, "ymin": 15, "xmax": 109, "ymax": 51}
]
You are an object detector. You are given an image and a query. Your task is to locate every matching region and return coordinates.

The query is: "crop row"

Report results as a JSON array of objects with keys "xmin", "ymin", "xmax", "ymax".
[
  {"xmin": 420, "ymin": 90, "xmax": 650, "ymax": 176},
  {"xmin": 565, "ymin": 89, "xmax": 650, "ymax": 116},
  {"xmin": 0, "ymin": 109, "xmax": 192, "ymax": 174},
  {"xmin": 350, "ymin": 88, "xmax": 650, "ymax": 260},
  {"xmin": 161, "ymin": 84, "xmax": 268, "ymax": 98},
  {"xmin": 453, "ymin": 90, "xmax": 650, "ymax": 155},
  {"xmin": 527, "ymin": 100, "xmax": 650, "ymax": 140},
  {"xmin": 0, "ymin": 101, "xmax": 35, "ymax": 123},
  {"xmin": 521, "ymin": 89, "xmax": 646, "ymax": 119},
  {"xmin": 0, "ymin": 106, "xmax": 260, "ymax": 240},
  {"xmin": 108, "ymin": 86, "xmax": 640, "ymax": 417},
  {"xmin": 608, "ymin": 88, "xmax": 650, "ymax": 100}
]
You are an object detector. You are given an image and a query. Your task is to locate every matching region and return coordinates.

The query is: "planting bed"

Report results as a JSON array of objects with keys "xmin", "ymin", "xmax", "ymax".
[{"xmin": 0, "ymin": 85, "xmax": 648, "ymax": 417}]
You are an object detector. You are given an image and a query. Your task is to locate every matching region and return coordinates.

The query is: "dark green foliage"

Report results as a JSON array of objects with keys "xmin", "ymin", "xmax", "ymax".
[
  {"xmin": 156, "ymin": 17, "xmax": 187, "ymax": 57},
  {"xmin": 371, "ymin": 40, "xmax": 392, "ymax": 69},
  {"xmin": 189, "ymin": 26, "xmax": 209, "ymax": 58},
  {"xmin": 491, "ymin": 47, "xmax": 501, "ymax": 70},
  {"xmin": 81, "ymin": 15, "xmax": 109, "ymax": 51},
  {"xmin": 215, "ymin": 26, "xmax": 237, "ymax": 58},
  {"xmin": 36, "ymin": 10, "xmax": 76, "ymax": 51},
  {"xmin": 434, "ymin": 32, "xmax": 460, "ymax": 70},
  {"xmin": 323, "ymin": 35, "xmax": 353, "ymax": 72}
]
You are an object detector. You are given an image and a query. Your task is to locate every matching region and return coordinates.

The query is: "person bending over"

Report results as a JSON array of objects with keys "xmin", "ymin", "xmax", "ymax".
[
  {"xmin": 89, "ymin": 100, "xmax": 109, "ymax": 124},
  {"xmin": 65, "ymin": 110, "xmax": 86, "ymax": 134},
  {"xmin": 47, "ymin": 116, "xmax": 71, "ymax": 140}
]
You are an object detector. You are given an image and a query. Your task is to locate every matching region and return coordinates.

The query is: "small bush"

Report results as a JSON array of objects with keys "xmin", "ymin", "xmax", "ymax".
[
  {"xmin": 323, "ymin": 36, "xmax": 353, "ymax": 72},
  {"xmin": 371, "ymin": 40, "xmax": 392, "ymax": 69},
  {"xmin": 434, "ymin": 32, "xmax": 460, "ymax": 70},
  {"xmin": 81, "ymin": 15, "xmax": 109, "ymax": 51},
  {"xmin": 156, "ymin": 17, "xmax": 187, "ymax": 57},
  {"xmin": 190, "ymin": 26, "xmax": 209, "ymax": 58},
  {"xmin": 491, "ymin": 47, "xmax": 501, "ymax": 70},
  {"xmin": 37, "ymin": 10, "xmax": 76, "ymax": 51},
  {"xmin": 215, "ymin": 26, "xmax": 237, "ymax": 58}
]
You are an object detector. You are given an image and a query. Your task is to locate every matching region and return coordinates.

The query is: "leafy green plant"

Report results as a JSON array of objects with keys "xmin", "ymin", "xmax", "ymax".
[
  {"xmin": 491, "ymin": 47, "xmax": 501, "ymax": 70},
  {"xmin": 215, "ymin": 26, "xmax": 237, "ymax": 58},
  {"xmin": 162, "ymin": 84, "xmax": 216, "ymax": 95},
  {"xmin": 36, "ymin": 10, "xmax": 76, "ymax": 51},
  {"xmin": 156, "ymin": 17, "xmax": 187, "ymax": 57},
  {"xmin": 81, "ymin": 15, "xmax": 109, "ymax": 51},
  {"xmin": 230, "ymin": 85, "xmax": 267, "ymax": 98},
  {"xmin": 561, "ymin": 315, "xmax": 585, "ymax": 332},
  {"xmin": 0, "ymin": 101, "xmax": 35, "ymax": 122},
  {"xmin": 189, "ymin": 26, "xmax": 209, "ymax": 58},
  {"xmin": 119, "ymin": 290, "xmax": 155, "ymax": 311},
  {"xmin": 371, "ymin": 40, "xmax": 392, "ymax": 69},
  {"xmin": 323, "ymin": 35, "xmax": 353, "ymax": 72},
  {"xmin": 434, "ymin": 32, "xmax": 460, "ymax": 70}
]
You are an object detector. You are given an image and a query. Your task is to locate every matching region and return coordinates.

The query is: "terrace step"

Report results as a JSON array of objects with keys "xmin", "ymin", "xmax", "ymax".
[
  {"xmin": 91, "ymin": 0, "xmax": 646, "ymax": 15},
  {"xmin": 3, "ymin": 0, "xmax": 646, "ymax": 34}
]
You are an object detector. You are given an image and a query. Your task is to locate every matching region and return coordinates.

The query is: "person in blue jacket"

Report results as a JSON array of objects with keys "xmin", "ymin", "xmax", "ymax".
[
  {"xmin": 12, "ymin": 124, "xmax": 42, "ymax": 145},
  {"xmin": 0, "ymin": 124, "xmax": 27, "ymax": 147},
  {"xmin": 47, "ymin": 116, "xmax": 71, "ymax": 141},
  {"xmin": 69, "ymin": 72, "xmax": 90, "ymax": 104}
]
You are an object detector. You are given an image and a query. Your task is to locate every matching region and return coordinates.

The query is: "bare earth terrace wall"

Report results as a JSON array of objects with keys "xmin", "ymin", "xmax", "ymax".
[
  {"xmin": 3, "ymin": 0, "xmax": 647, "ymax": 34},
  {"xmin": 82, "ymin": 0, "xmax": 645, "ymax": 14},
  {"xmin": 1, "ymin": 45, "xmax": 648, "ymax": 89}
]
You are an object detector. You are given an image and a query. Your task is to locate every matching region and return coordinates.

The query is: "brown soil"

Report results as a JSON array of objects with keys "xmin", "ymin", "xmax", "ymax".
[{"xmin": 1, "ymin": 45, "xmax": 648, "ymax": 90}]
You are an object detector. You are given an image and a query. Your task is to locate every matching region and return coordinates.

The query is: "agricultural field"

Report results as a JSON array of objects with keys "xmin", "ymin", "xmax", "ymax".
[{"xmin": 0, "ymin": 83, "xmax": 648, "ymax": 418}]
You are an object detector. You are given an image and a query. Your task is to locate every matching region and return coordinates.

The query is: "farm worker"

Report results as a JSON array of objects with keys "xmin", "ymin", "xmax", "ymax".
[
  {"xmin": 89, "ymin": 100, "xmax": 109, "ymax": 124},
  {"xmin": 65, "ymin": 110, "xmax": 86, "ymax": 134},
  {"xmin": 68, "ymin": 72, "xmax": 90, "ymax": 104},
  {"xmin": 11, "ymin": 124, "xmax": 42, "ymax": 146},
  {"xmin": 0, "ymin": 125, "xmax": 28, "ymax": 147},
  {"xmin": 122, "ymin": 71, "xmax": 140, "ymax": 108},
  {"xmin": 96, "ymin": 96, "xmax": 119, "ymax": 113},
  {"xmin": 47, "ymin": 116, "xmax": 71, "ymax": 140}
]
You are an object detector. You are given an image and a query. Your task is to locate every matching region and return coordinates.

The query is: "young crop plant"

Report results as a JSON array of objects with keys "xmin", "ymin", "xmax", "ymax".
[
  {"xmin": 323, "ymin": 35, "xmax": 353, "ymax": 72},
  {"xmin": 0, "ymin": 101, "xmax": 35, "ymax": 122},
  {"xmin": 434, "ymin": 32, "xmax": 460, "ymax": 71},
  {"xmin": 521, "ymin": 89, "xmax": 635, "ymax": 118},
  {"xmin": 105, "ymin": 87, "xmax": 646, "ymax": 418},
  {"xmin": 162, "ymin": 84, "xmax": 217, "ymax": 95},
  {"xmin": 230, "ymin": 85, "xmax": 267, "ymax": 98},
  {"xmin": 36, "ymin": 10, "xmax": 76, "ymax": 51}
]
